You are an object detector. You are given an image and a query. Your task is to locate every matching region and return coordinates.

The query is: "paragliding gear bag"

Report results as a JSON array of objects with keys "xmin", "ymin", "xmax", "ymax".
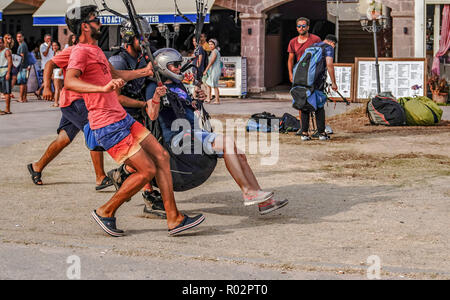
[
  {"xmin": 145, "ymin": 84, "xmax": 217, "ymax": 192},
  {"xmin": 246, "ymin": 112, "xmax": 281, "ymax": 132},
  {"xmin": 366, "ymin": 96, "xmax": 406, "ymax": 126},
  {"xmin": 291, "ymin": 44, "xmax": 328, "ymax": 111}
]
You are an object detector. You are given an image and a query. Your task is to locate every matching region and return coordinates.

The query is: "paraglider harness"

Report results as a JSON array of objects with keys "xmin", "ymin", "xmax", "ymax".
[{"xmin": 101, "ymin": 0, "xmax": 217, "ymax": 192}]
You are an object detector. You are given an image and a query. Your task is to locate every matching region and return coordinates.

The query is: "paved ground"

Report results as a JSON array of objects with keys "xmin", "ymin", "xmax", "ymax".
[{"xmin": 0, "ymin": 94, "xmax": 449, "ymax": 281}]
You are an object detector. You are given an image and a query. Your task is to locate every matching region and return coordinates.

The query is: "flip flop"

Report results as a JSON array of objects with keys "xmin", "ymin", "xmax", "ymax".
[
  {"xmin": 0, "ymin": 111, "xmax": 6, "ymax": 115},
  {"xmin": 4, "ymin": 111, "xmax": 12, "ymax": 114},
  {"xmin": 91, "ymin": 210, "xmax": 125, "ymax": 237},
  {"xmin": 95, "ymin": 176, "xmax": 114, "ymax": 191},
  {"xmin": 168, "ymin": 214, "xmax": 205, "ymax": 236},
  {"xmin": 27, "ymin": 163, "xmax": 43, "ymax": 185}
]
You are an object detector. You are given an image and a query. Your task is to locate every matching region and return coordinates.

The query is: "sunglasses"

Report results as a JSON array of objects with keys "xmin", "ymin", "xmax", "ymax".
[
  {"xmin": 170, "ymin": 61, "xmax": 182, "ymax": 68},
  {"xmin": 297, "ymin": 25, "xmax": 308, "ymax": 29},
  {"xmin": 85, "ymin": 17, "xmax": 101, "ymax": 25}
]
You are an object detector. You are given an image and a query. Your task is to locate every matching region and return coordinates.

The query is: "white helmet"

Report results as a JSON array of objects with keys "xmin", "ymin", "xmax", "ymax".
[{"xmin": 154, "ymin": 48, "xmax": 184, "ymax": 82}]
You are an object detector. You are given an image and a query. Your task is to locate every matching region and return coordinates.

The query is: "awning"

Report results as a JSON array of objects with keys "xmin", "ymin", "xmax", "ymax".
[
  {"xmin": 0, "ymin": 0, "xmax": 14, "ymax": 21},
  {"xmin": 33, "ymin": 0, "xmax": 213, "ymax": 26}
]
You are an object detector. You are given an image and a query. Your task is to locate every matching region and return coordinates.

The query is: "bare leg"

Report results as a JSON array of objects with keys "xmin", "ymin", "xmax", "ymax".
[
  {"xmin": 4, "ymin": 93, "xmax": 11, "ymax": 113},
  {"xmin": 205, "ymin": 85, "xmax": 212, "ymax": 102},
  {"xmin": 139, "ymin": 134, "xmax": 184, "ymax": 228},
  {"xmin": 213, "ymin": 135, "xmax": 259, "ymax": 194},
  {"xmin": 89, "ymin": 151, "xmax": 108, "ymax": 186},
  {"xmin": 54, "ymin": 79, "xmax": 63, "ymax": 106},
  {"xmin": 212, "ymin": 87, "xmax": 220, "ymax": 104},
  {"xmin": 19, "ymin": 84, "xmax": 27, "ymax": 102},
  {"xmin": 32, "ymin": 130, "xmax": 71, "ymax": 173}
]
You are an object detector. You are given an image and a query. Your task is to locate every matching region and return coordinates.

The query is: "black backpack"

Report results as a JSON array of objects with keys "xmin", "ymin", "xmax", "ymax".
[
  {"xmin": 246, "ymin": 112, "xmax": 281, "ymax": 132},
  {"xmin": 280, "ymin": 113, "xmax": 301, "ymax": 133},
  {"xmin": 367, "ymin": 95, "xmax": 406, "ymax": 126}
]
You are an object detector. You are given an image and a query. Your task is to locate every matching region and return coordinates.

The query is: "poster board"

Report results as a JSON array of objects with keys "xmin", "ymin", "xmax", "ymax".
[
  {"xmin": 326, "ymin": 63, "xmax": 355, "ymax": 102},
  {"xmin": 355, "ymin": 58, "xmax": 427, "ymax": 101}
]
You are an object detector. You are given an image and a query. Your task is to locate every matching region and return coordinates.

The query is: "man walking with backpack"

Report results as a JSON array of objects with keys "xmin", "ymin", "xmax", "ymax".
[{"xmin": 297, "ymin": 35, "xmax": 339, "ymax": 141}]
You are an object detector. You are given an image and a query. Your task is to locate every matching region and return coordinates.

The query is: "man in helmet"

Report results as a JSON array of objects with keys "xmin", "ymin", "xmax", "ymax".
[
  {"xmin": 145, "ymin": 48, "xmax": 289, "ymax": 215},
  {"xmin": 64, "ymin": 5, "xmax": 205, "ymax": 236},
  {"xmin": 108, "ymin": 20, "xmax": 166, "ymax": 219}
]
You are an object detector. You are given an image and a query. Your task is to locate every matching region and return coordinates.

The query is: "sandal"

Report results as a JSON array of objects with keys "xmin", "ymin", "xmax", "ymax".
[
  {"xmin": 95, "ymin": 176, "xmax": 114, "ymax": 191},
  {"xmin": 27, "ymin": 163, "xmax": 43, "ymax": 185},
  {"xmin": 91, "ymin": 210, "xmax": 125, "ymax": 237},
  {"xmin": 168, "ymin": 214, "xmax": 205, "ymax": 236}
]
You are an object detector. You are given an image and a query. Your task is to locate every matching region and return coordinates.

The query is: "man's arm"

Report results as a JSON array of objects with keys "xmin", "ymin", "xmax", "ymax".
[
  {"xmin": 65, "ymin": 68, "xmax": 125, "ymax": 94},
  {"xmin": 42, "ymin": 60, "xmax": 57, "ymax": 100},
  {"xmin": 109, "ymin": 62, "xmax": 153, "ymax": 82},
  {"xmin": 288, "ymin": 52, "xmax": 295, "ymax": 83},
  {"xmin": 42, "ymin": 43, "xmax": 51, "ymax": 57},
  {"xmin": 326, "ymin": 56, "xmax": 338, "ymax": 91},
  {"xmin": 116, "ymin": 93, "xmax": 146, "ymax": 109},
  {"xmin": 5, "ymin": 49, "xmax": 12, "ymax": 81},
  {"xmin": 145, "ymin": 83, "xmax": 166, "ymax": 121}
]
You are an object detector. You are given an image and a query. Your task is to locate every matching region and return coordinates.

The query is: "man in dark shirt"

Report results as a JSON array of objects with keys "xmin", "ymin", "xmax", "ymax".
[{"xmin": 16, "ymin": 32, "xmax": 30, "ymax": 102}]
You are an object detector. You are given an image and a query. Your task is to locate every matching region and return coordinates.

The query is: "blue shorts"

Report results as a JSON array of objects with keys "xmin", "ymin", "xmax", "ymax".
[
  {"xmin": 16, "ymin": 68, "xmax": 28, "ymax": 85},
  {"xmin": 0, "ymin": 75, "xmax": 12, "ymax": 94},
  {"xmin": 93, "ymin": 114, "xmax": 150, "ymax": 164}
]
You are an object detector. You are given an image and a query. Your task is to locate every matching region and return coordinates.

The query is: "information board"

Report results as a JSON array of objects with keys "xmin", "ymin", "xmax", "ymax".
[
  {"xmin": 326, "ymin": 63, "xmax": 355, "ymax": 102},
  {"xmin": 355, "ymin": 58, "xmax": 427, "ymax": 101}
]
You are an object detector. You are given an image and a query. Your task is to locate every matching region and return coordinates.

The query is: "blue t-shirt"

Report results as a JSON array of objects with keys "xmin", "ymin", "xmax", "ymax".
[
  {"xmin": 17, "ymin": 42, "xmax": 29, "ymax": 68},
  {"xmin": 145, "ymin": 81, "xmax": 196, "ymax": 144},
  {"xmin": 193, "ymin": 46, "xmax": 207, "ymax": 79},
  {"xmin": 314, "ymin": 41, "xmax": 334, "ymax": 59},
  {"xmin": 109, "ymin": 48, "xmax": 148, "ymax": 117}
]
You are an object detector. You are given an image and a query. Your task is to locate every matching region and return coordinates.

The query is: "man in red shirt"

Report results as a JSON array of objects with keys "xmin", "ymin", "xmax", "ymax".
[
  {"xmin": 64, "ymin": 5, "xmax": 204, "ymax": 237},
  {"xmin": 27, "ymin": 43, "xmax": 113, "ymax": 190},
  {"xmin": 287, "ymin": 17, "xmax": 321, "ymax": 122}
]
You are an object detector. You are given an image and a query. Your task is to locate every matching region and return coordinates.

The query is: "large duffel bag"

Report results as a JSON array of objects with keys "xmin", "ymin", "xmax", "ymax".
[
  {"xmin": 398, "ymin": 96, "xmax": 443, "ymax": 126},
  {"xmin": 367, "ymin": 96, "xmax": 406, "ymax": 126},
  {"xmin": 246, "ymin": 112, "xmax": 280, "ymax": 132}
]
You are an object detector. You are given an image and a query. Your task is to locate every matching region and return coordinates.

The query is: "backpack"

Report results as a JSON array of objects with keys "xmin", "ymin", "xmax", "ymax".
[
  {"xmin": 246, "ymin": 112, "xmax": 280, "ymax": 132},
  {"xmin": 291, "ymin": 43, "xmax": 328, "ymax": 110},
  {"xmin": 280, "ymin": 113, "xmax": 301, "ymax": 133},
  {"xmin": 367, "ymin": 95, "xmax": 406, "ymax": 126},
  {"xmin": 398, "ymin": 96, "xmax": 443, "ymax": 126}
]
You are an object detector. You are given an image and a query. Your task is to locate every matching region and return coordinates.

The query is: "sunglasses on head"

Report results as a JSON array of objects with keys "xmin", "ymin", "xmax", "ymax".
[{"xmin": 297, "ymin": 24, "xmax": 308, "ymax": 29}]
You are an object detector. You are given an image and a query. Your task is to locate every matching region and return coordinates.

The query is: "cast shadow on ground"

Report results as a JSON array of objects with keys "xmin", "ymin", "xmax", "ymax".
[{"xmin": 130, "ymin": 183, "xmax": 397, "ymax": 237}]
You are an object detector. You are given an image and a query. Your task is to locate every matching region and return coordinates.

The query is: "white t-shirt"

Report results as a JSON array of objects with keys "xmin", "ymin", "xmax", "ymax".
[{"xmin": 40, "ymin": 43, "xmax": 54, "ymax": 69}]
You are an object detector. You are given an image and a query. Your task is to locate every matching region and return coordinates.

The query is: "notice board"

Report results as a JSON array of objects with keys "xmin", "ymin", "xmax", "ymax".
[
  {"xmin": 326, "ymin": 63, "xmax": 355, "ymax": 102},
  {"xmin": 355, "ymin": 58, "xmax": 427, "ymax": 101}
]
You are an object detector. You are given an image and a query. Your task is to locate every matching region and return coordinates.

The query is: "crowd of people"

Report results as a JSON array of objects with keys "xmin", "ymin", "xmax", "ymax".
[{"xmin": 0, "ymin": 31, "xmax": 79, "ymax": 115}]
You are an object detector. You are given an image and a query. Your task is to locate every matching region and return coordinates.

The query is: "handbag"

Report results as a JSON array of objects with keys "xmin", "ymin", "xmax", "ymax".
[{"xmin": 12, "ymin": 54, "xmax": 22, "ymax": 68}]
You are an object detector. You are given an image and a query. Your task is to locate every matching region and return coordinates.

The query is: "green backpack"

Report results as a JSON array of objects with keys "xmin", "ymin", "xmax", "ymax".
[{"xmin": 398, "ymin": 96, "xmax": 443, "ymax": 126}]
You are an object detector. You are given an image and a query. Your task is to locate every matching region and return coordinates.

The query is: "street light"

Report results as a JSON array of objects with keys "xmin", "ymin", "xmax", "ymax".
[
  {"xmin": 157, "ymin": 23, "xmax": 180, "ymax": 48},
  {"xmin": 360, "ymin": 12, "xmax": 389, "ymax": 95}
]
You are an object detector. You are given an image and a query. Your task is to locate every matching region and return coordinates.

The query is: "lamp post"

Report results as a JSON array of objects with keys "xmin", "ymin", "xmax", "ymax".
[
  {"xmin": 157, "ymin": 23, "xmax": 181, "ymax": 48},
  {"xmin": 360, "ymin": 15, "xmax": 388, "ymax": 95}
]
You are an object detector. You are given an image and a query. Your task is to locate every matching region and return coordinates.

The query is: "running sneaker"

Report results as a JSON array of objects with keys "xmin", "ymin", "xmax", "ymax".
[
  {"xmin": 243, "ymin": 190, "xmax": 274, "ymax": 206},
  {"xmin": 300, "ymin": 134, "xmax": 311, "ymax": 141},
  {"xmin": 319, "ymin": 133, "xmax": 331, "ymax": 141},
  {"xmin": 142, "ymin": 190, "xmax": 167, "ymax": 219},
  {"xmin": 258, "ymin": 198, "xmax": 289, "ymax": 215}
]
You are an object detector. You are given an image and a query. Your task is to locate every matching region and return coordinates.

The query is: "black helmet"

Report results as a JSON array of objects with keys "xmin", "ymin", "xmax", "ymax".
[
  {"xmin": 65, "ymin": 5, "xmax": 98, "ymax": 36},
  {"xmin": 120, "ymin": 17, "xmax": 152, "ymax": 45}
]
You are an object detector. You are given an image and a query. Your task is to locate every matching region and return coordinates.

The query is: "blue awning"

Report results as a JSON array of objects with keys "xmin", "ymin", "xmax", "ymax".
[{"xmin": 33, "ymin": 0, "xmax": 213, "ymax": 26}]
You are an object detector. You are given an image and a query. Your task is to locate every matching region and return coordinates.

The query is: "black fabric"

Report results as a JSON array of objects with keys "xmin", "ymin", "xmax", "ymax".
[
  {"xmin": 367, "ymin": 96, "xmax": 406, "ymax": 126},
  {"xmin": 301, "ymin": 107, "xmax": 325, "ymax": 134},
  {"xmin": 280, "ymin": 113, "xmax": 301, "ymax": 132}
]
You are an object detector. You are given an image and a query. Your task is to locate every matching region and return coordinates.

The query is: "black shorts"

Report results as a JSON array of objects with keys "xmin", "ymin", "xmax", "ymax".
[
  {"xmin": 0, "ymin": 76, "xmax": 12, "ymax": 94},
  {"xmin": 57, "ymin": 99, "xmax": 89, "ymax": 142}
]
